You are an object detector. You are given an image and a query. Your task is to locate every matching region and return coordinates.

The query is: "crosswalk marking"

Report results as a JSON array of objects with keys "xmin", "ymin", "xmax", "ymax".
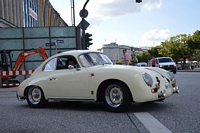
[{"xmin": 134, "ymin": 112, "xmax": 172, "ymax": 133}]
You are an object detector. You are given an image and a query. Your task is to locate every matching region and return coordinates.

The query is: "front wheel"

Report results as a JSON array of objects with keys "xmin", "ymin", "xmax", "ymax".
[
  {"xmin": 103, "ymin": 81, "xmax": 131, "ymax": 113},
  {"xmin": 26, "ymin": 86, "xmax": 48, "ymax": 108}
]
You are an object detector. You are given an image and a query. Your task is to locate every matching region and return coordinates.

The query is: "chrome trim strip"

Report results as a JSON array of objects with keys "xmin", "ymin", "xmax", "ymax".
[{"xmin": 48, "ymin": 97, "xmax": 95, "ymax": 101}]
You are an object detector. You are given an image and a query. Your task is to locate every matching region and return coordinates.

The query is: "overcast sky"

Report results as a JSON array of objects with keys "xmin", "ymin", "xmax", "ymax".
[{"xmin": 49, "ymin": 0, "xmax": 200, "ymax": 50}]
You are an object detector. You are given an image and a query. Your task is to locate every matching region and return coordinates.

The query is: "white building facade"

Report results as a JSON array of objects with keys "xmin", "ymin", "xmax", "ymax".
[{"xmin": 101, "ymin": 42, "xmax": 132, "ymax": 63}]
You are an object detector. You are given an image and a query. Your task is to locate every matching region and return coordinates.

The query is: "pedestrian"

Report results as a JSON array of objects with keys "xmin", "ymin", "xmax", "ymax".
[
  {"xmin": 132, "ymin": 54, "xmax": 138, "ymax": 66},
  {"xmin": 151, "ymin": 56, "xmax": 156, "ymax": 67},
  {"xmin": 191, "ymin": 62, "xmax": 194, "ymax": 70},
  {"xmin": 122, "ymin": 48, "xmax": 129, "ymax": 65},
  {"xmin": 147, "ymin": 56, "xmax": 152, "ymax": 67}
]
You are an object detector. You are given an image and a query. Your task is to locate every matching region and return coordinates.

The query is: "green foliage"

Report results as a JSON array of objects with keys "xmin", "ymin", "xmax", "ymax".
[
  {"xmin": 116, "ymin": 60, "xmax": 122, "ymax": 64},
  {"xmin": 137, "ymin": 51, "xmax": 150, "ymax": 63},
  {"xmin": 187, "ymin": 30, "xmax": 200, "ymax": 49},
  {"xmin": 138, "ymin": 30, "xmax": 200, "ymax": 62}
]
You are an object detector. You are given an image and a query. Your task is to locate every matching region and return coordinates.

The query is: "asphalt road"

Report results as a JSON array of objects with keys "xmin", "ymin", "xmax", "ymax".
[{"xmin": 0, "ymin": 72, "xmax": 200, "ymax": 133}]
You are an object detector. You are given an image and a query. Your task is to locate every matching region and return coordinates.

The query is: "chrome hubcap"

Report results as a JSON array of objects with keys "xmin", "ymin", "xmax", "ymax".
[
  {"xmin": 105, "ymin": 84, "xmax": 123, "ymax": 107},
  {"xmin": 28, "ymin": 87, "xmax": 41, "ymax": 104}
]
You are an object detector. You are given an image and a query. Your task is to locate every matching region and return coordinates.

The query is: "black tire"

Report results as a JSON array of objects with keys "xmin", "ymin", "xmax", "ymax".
[
  {"xmin": 103, "ymin": 81, "xmax": 131, "ymax": 113},
  {"xmin": 173, "ymin": 71, "xmax": 176, "ymax": 74},
  {"xmin": 26, "ymin": 86, "xmax": 48, "ymax": 108}
]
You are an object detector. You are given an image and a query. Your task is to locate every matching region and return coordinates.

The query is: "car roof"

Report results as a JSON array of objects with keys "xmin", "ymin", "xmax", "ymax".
[{"xmin": 54, "ymin": 50, "xmax": 101, "ymax": 58}]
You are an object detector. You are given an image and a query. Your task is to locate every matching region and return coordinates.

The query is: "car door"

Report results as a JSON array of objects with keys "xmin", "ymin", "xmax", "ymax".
[{"xmin": 45, "ymin": 57, "xmax": 90, "ymax": 99}]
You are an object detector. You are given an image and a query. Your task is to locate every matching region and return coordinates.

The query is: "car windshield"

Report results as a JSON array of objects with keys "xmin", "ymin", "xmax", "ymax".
[
  {"xmin": 158, "ymin": 58, "xmax": 173, "ymax": 63},
  {"xmin": 78, "ymin": 52, "xmax": 113, "ymax": 67}
]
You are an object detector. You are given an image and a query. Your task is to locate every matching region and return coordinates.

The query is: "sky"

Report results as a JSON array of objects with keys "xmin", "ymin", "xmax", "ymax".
[{"xmin": 49, "ymin": 0, "xmax": 200, "ymax": 50}]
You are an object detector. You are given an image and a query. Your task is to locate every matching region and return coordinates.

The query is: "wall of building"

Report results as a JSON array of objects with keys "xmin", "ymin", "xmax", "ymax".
[
  {"xmin": 38, "ymin": 0, "xmax": 67, "ymax": 27},
  {"xmin": 0, "ymin": 0, "xmax": 67, "ymax": 28},
  {"xmin": 0, "ymin": 26, "xmax": 82, "ymax": 82},
  {"xmin": 102, "ymin": 42, "xmax": 132, "ymax": 63},
  {"xmin": 0, "ymin": 0, "xmax": 23, "ymax": 27}
]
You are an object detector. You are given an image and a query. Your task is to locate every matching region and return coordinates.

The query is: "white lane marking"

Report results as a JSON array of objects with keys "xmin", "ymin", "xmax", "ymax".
[{"xmin": 134, "ymin": 112, "xmax": 172, "ymax": 133}]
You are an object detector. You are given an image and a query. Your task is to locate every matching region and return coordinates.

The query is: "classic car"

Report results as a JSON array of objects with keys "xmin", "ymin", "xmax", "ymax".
[{"xmin": 17, "ymin": 50, "xmax": 179, "ymax": 113}]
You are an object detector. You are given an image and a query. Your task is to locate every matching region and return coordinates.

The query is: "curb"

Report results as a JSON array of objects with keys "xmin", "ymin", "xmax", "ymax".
[{"xmin": 177, "ymin": 69, "xmax": 200, "ymax": 72}]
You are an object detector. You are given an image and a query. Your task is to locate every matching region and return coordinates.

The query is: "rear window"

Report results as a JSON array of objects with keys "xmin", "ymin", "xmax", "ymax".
[{"xmin": 158, "ymin": 58, "xmax": 173, "ymax": 63}]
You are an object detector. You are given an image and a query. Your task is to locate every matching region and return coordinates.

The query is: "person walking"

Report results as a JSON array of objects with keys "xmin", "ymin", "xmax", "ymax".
[
  {"xmin": 151, "ymin": 56, "xmax": 156, "ymax": 67},
  {"xmin": 122, "ymin": 49, "xmax": 129, "ymax": 65},
  {"xmin": 132, "ymin": 54, "xmax": 138, "ymax": 66},
  {"xmin": 147, "ymin": 57, "xmax": 152, "ymax": 67}
]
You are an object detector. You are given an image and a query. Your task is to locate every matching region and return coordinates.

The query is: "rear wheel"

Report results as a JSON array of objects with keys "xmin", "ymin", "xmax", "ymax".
[
  {"xmin": 26, "ymin": 86, "xmax": 48, "ymax": 108},
  {"xmin": 103, "ymin": 81, "xmax": 131, "ymax": 113}
]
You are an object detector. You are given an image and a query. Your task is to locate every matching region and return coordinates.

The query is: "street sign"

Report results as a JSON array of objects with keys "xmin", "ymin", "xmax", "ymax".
[
  {"xmin": 56, "ymin": 40, "xmax": 64, "ymax": 43},
  {"xmin": 77, "ymin": 19, "xmax": 90, "ymax": 30},
  {"xmin": 45, "ymin": 42, "xmax": 55, "ymax": 46},
  {"xmin": 79, "ymin": 9, "xmax": 88, "ymax": 18}
]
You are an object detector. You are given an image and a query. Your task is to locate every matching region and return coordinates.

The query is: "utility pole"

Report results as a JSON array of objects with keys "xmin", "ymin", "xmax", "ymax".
[{"xmin": 71, "ymin": 0, "xmax": 75, "ymax": 26}]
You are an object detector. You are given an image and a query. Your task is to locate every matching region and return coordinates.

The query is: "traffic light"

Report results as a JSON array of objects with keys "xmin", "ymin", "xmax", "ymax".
[
  {"xmin": 136, "ymin": 0, "xmax": 142, "ymax": 3},
  {"xmin": 85, "ymin": 33, "xmax": 93, "ymax": 48}
]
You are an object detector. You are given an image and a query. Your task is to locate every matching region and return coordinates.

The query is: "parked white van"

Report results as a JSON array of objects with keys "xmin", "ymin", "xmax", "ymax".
[{"xmin": 156, "ymin": 57, "xmax": 177, "ymax": 74}]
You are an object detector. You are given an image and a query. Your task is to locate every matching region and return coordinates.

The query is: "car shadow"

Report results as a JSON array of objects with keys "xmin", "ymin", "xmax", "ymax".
[
  {"xmin": 128, "ymin": 101, "xmax": 172, "ymax": 113},
  {"xmin": 18, "ymin": 100, "xmax": 173, "ymax": 113},
  {"xmin": 46, "ymin": 101, "xmax": 106, "ymax": 112},
  {"xmin": 44, "ymin": 100, "xmax": 171, "ymax": 113}
]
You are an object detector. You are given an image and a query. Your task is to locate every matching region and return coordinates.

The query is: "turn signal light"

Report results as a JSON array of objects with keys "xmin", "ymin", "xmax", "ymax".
[
  {"xmin": 156, "ymin": 82, "xmax": 160, "ymax": 89},
  {"xmin": 174, "ymin": 79, "xmax": 176, "ymax": 86},
  {"xmin": 151, "ymin": 88, "xmax": 158, "ymax": 93}
]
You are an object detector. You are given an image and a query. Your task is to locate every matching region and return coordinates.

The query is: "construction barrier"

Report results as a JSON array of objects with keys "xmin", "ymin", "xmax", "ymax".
[{"xmin": 0, "ymin": 70, "xmax": 34, "ymax": 87}]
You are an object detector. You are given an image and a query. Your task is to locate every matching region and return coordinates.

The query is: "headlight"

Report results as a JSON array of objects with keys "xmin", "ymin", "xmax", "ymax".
[
  {"xmin": 167, "ymin": 71, "xmax": 174, "ymax": 81},
  {"xmin": 142, "ymin": 72, "xmax": 153, "ymax": 87}
]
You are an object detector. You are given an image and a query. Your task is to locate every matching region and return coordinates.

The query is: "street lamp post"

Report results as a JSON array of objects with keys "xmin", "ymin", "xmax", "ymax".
[
  {"xmin": 82, "ymin": 0, "xmax": 89, "ymax": 49},
  {"xmin": 77, "ymin": 0, "xmax": 90, "ymax": 49}
]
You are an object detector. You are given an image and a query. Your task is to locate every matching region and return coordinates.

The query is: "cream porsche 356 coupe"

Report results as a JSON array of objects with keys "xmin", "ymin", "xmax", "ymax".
[{"xmin": 17, "ymin": 50, "xmax": 179, "ymax": 112}]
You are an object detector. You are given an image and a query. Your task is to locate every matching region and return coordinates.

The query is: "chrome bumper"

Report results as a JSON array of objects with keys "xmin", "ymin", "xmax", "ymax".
[
  {"xmin": 158, "ymin": 90, "xmax": 166, "ymax": 98},
  {"xmin": 16, "ymin": 92, "xmax": 25, "ymax": 101},
  {"xmin": 173, "ymin": 86, "xmax": 179, "ymax": 94},
  {"xmin": 158, "ymin": 86, "xmax": 179, "ymax": 98}
]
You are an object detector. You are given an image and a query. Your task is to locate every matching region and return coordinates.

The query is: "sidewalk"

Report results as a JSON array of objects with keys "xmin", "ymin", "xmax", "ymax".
[{"xmin": 177, "ymin": 67, "xmax": 200, "ymax": 72}]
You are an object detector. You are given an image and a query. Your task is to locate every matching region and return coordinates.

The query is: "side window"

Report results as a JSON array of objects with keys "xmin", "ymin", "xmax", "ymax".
[
  {"xmin": 43, "ymin": 58, "xmax": 57, "ymax": 71},
  {"xmin": 56, "ymin": 56, "xmax": 79, "ymax": 70},
  {"xmin": 56, "ymin": 57, "xmax": 66, "ymax": 70}
]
